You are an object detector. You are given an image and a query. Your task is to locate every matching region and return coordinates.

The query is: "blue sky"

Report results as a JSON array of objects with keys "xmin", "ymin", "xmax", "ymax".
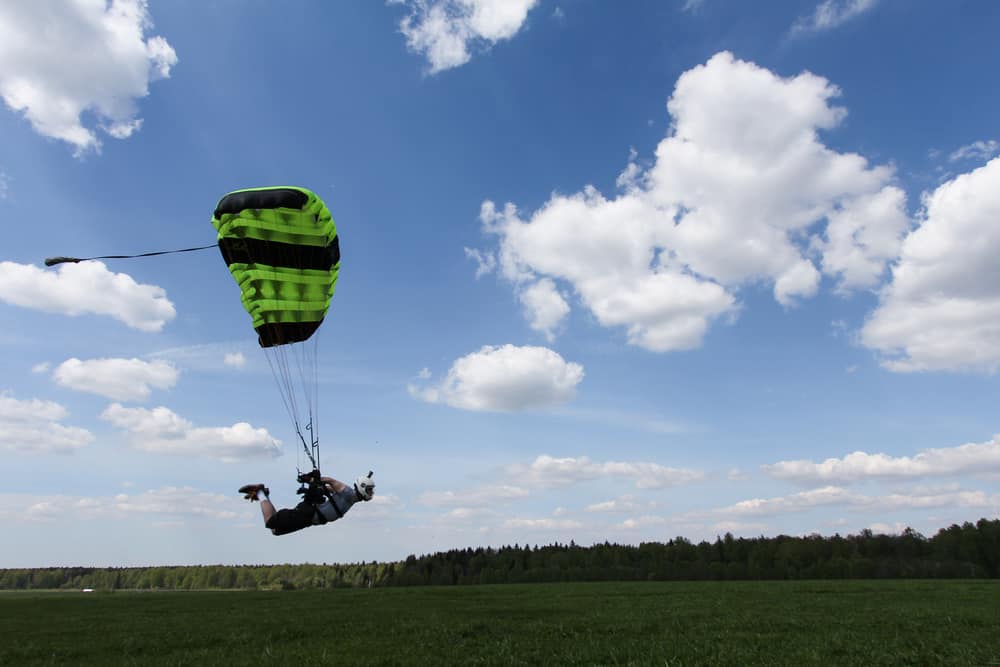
[{"xmin": 1, "ymin": 0, "xmax": 998, "ymax": 567}]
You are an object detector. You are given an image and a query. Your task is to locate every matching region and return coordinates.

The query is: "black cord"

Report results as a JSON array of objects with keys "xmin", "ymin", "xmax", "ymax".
[{"xmin": 45, "ymin": 244, "xmax": 217, "ymax": 266}]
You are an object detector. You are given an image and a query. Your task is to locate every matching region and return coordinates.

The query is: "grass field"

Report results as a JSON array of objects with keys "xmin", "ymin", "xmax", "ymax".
[{"xmin": 1, "ymin": 580, "xmax": 998, "ymax": 665}]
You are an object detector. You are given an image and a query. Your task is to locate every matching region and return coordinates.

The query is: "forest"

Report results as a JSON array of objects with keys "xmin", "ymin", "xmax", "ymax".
[{"xmin": 3, "ymin": 518, "xmax": 997, "ymax": 590}]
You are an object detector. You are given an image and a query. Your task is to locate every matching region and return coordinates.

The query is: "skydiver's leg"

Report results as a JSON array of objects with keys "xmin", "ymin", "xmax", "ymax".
[
  {"xmin": 239, "ymin": 484, "xmax": 275, "ymax": 526},
  {"xmin": 265, "ymin": 502, "xmax": 315, "ymax": 536},
  {"xmin": 242, "ymin": 483, "xmax": 313, "ymax": 535},
  {"xmin": 256, "ymin": 489, "xmax": 276, "ymax": 525}
]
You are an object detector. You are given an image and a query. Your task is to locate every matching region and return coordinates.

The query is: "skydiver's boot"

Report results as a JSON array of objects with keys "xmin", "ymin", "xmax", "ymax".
[{"xmin": 238, "ymin": 484, "xmax": 269, "ymax": 501}]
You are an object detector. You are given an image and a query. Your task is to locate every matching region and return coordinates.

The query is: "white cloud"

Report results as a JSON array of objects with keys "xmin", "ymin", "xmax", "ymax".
[
  {"xmin": 25, "ymin": 501, "xmax": 61, "ymax": 522},
  {"xmin": 763, "ymin": 435, "xmax": 1000, "ymax": 483},
  {"xmin": 503, "ymin": 517, "xmax": 582, "ymax": 531},
  {"xmin": 861, "ymin": 158, "xmax": 1000, "ymax": 372},
  {"xmin": 867, "ymin": 521, "xmax": 910, "ymax": 535},
  {"xmin": 0, "ymin": 261, "xmax": 175, "ymax": 332},
  {"xmin": 31, "ymin": 362, "xmax": 50, "ymax": 374},
  {"xmin": 791, "ymin": 0, "xmax": 878, "ymax": 35},
  {"xmin": 0, "ymin": 169, "xmax": 7, "ymax": 198},
  {"xmin": 721, "ymin": 486, "xmax": 860, "ymax": 516},
  {"xmin": 0, "ymin": 393, "xmax": 67, "ymax": 422},
  {"xmin": 53, "ymin": 357, "xmax": 179, "ymax": 401},
  {"xmin": 223, "ymin": 352, "xmax": 246, "ymax": 368},
  {"xmin": 818, "ymin": 186, "xmax": 911, "ymax": 294},
  {"xmin": 418, "ymin": 484, "xmax": 529, "ymax": 507},
  {"xmin": 111, "ymin": 487, "xmax": 238, "ymax": 520},
  {"xmin": 619, "ymin": 515, "xmax": 667, "ymax": 530},
  {"xmin": 513, "ymin": 454, "xmax": 704, "ymax": 489},
  {"xmin": 0, "ymin": 0, "xmax": 177, "ymax": 155},
  {"xmin": 518, "ymin": 278, "xmax": 570, "ymax": 341},
  {"xmin": 146, "ymin": 342, "xmax": 253, "ymax": 372},
  {"xmin": 948, "ymin": 140, "xmax": 999, "ymax": 163},
  {"xmin": 475, "ymin": 52, "xmax": 907, "ymax": 351},
  {"xmin": 586, "ymin": 495, "xmax": 643, "ymax": 513},
  {"xmin": 14, "ymin": 487, "xmax": 241, "ymax": 522},
  {"xmin": 100, "ymin": 403, "xmax": 281, "ymax": 462},
  {"xmin": 395, "ymin": 0, "xmax": 538, "ymax": 74},
  {"xmin": 715, "ymin": 485, "xmax": 996, "ymax": 517},
  {"xmin": 710, "ymin": 520, "xmax": 768, "ymax": 534},
  {"xmin": 464, "ymin": 246, "xmax": 496, "ymax": 278},
  {"xmin": 0, "ymin": 392, "xmax": 93, "ymax": 454},
  {"xmin": 408, "ymin": 344, "xmax": 583, "ymax": 411}
]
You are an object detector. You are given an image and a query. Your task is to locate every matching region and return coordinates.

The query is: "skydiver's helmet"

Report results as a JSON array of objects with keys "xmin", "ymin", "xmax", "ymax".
[{"xmin": 355, "ymin": 471, "xmax": 375, "ymax": 501}]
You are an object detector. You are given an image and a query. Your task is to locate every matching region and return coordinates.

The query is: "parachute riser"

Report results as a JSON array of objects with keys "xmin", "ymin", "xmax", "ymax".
[{"xmin": 297, "ymin": 420, "xmax": 320, "ymax": 472}]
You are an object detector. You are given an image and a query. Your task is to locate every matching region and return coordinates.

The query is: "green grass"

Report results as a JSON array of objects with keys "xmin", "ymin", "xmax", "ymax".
[{"xmin": 1, "ymin": 581, "xmax": 998, "ymax": 665}]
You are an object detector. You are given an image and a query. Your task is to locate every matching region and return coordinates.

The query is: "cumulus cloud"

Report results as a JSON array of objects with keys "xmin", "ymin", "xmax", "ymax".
[
  {"xmin": 512, "ymin": 454, "xmax": 704, "ymax": 489},
  {"xmin": 100, "ymin": 403, "xmax": 281, "ymax": 462},
  {"xmin": 53, "ymin": 357, "xmax": 179, "ymax": 401},
  {"xmin": 408, "ymin": 344, "xmax": 583, "ymax": 411},
  {"xmin": 763, "ymin": 435, "xmax": 1000, "ymax": 483},
  {"xmin": 518, "ymin": 278, "xmax": 570, "ymax": 341},
  {"xmin": 791, "ymin": 0, "xmax": 878, "ymax": 35},
  {"xmin": 861, "ymin": 158, "xmax": 1000, "ymax": 372},
  {"xmin": 948, "ymin": 140, "xmax": 999, "ymax": 163},
  {"xmin": 716, "ymin": 485, "xmax": 996, "ymax": 517},
  {"xmin": 818, "ymin": 186, "xmax": 910, "ymax": 294},
  {"xmin": 0, "ymin": 392, "xmax": 93, "ymax": 454},
  {"xmin": 0, "ymin": 0, "xmax": 177, "ymax": 155},
  {"xmin": 0, "ymin": 261, "xmax": 175, "ymax": 331},
  {"xmin": 474, "ymin": 52, "xmax": 907, "ymax": 351},
  {"xmin": 395, "ymin": 0, "xmax": 538, "ymax": 74}
]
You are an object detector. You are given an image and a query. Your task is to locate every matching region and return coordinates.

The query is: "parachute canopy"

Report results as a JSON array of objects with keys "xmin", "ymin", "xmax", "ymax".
[
  {"xmin": 211, "ymin": 186, "xmax": 340, "ymax": 471},
  {"xmin": 211, "ymin": 186, "xmax": 339, "ymax": 348}
]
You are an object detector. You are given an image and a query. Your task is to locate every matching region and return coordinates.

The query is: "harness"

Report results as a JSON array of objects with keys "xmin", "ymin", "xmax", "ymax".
[
  {"xmin": 295, "ymin": 470, "xmax": 366, "ymax": 525},
  {"xmin": 299, "ymin": 479, "xmax": 350, "ymax": 525}
]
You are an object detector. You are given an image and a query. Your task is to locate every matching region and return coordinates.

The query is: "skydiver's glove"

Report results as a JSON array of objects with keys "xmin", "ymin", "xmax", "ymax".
[{"xmin": 297, "ymin": 469, "xmax": 321, "ymax": 484}]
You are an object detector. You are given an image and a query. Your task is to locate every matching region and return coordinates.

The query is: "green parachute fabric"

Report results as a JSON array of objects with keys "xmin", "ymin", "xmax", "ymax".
[
  {"xmin": 211, "ymin": 185, "xmax": 340, "ymax": 469},
  {"xmin": 211, "ymin": 186, "xmax": 339, "ymax": 348}
]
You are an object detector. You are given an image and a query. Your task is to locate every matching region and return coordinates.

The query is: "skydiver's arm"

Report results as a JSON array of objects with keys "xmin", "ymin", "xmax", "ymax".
[{"xmin": 321, "ymin": 476, "xmax": 346, "ymax": 493}]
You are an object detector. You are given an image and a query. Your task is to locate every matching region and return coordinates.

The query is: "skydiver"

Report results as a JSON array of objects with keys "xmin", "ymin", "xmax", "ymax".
[{"xmin": 239, "ymin": 470, "xmax": 374, "ymax": 536}]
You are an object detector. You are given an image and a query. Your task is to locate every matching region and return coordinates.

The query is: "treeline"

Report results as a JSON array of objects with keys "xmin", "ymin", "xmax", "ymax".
[
  {"xmin": 3, "ymin": 519, "xmax": 997, "ymax": 590},
  {"xmin": 0, "ymin": 562, "xmax": 393, "ymax": 591}
]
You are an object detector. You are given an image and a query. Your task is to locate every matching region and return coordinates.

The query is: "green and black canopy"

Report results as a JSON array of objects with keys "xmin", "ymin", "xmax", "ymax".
[
  {"xmin": 211, "ymin": 186, "xmax": 340, "ymax": 348},
  {"xmin": 211, "ymin": 185, "xmax": 340, "ymax": 470}
]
